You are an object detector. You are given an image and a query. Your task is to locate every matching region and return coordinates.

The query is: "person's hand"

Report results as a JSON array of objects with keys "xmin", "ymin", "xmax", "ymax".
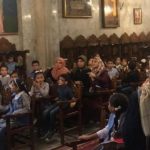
[
  {"xmin": 88, "ymin": 72, "xmax": 96, "ymax": 78},
  {"xmin": 78, "ymin": 135, "xmax": 90, "ymax": 141},
  {"xmin": 33, "ymin": 81, "xmax": 41, "ymax": 89},
  {"xmin": 75, "ymin": 81, "xmax": 81, "ymax": 85}
]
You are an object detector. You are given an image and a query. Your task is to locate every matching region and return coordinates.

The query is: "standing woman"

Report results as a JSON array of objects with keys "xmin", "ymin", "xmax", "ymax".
[{"xmin": 88, "ymin": 55, "xmax": 111, "ymax": 90}]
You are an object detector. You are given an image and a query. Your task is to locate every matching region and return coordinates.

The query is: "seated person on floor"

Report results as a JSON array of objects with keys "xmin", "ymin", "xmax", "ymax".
[
  {"xmin": 88, "ymin": 55, "xmax": 111, "ymax": 91},
  {"xmin": 28, "ymin": 60, "xmax": 41, "ymax": 79},
  {"xmin": 71, "ymin": 55, "xmax": 91, "ymax": 96},
  {"xmin": 79, "ymin": 93, "xmax": 128, "ymax": 148},
  {"xmin": 39, "ymin": 74, "xmax": 74, "ymax": 141},
  {"xmin": 44, "ymin": 57, "xmax": 70, "ymax": 84},
  {"xmin": 29, "ymin": 70, "xmax": 49, "ymax": 98},
  {"xmin": 0, "ymin": 79, "xmax": 31, "ymax": 150},
  {"xmin": 106, "ymin": 60, "xmax": 119, "ymax": 80}
]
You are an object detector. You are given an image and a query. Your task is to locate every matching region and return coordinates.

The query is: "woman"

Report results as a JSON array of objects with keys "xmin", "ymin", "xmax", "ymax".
[
  {"xmin": 45, "ymin": 57, "xmax": 70, "ymax": 83},
  {"xmin": 88, "ymin": 55, "xmax": 111, "ymax": 90}
]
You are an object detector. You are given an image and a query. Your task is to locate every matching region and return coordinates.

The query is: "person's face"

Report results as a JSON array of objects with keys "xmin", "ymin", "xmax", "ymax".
[
  {"xmin": 9, "ymin": 82, "xmax": 18, "ymax": 93},
  {"xmin": 77, "ymin": 59, "xmax": 85, "ymax": 68},
  {"xmin": 0, "ymin": 67, "xmax": 8, "ymax": 76},
  {"xmin": 56, "ymin": 60, "xmax": 64, "ymax": 69},
  {"xmin": 122, "ymin": 59, "xmax": 127, "ymax": 66},
  {"xmin": 107, "ymin": 61, "xmax": 113, "ymax": 69},
  {"xmin": 8, "ymin": 57, "xmax": 14, "ymax": 63},
  {"xmin": 88, "ymin": 59, "xmax": 93, "ymax": 66},
  {"xmin": 11, "ymin": 73, "xmax": 18, "ymax": 80},
  {"xmin": 35, "ymin": 73, "xmax": 44, "ymax": 84},
  {"xmin": 108, "ymin": 102, "xmax": 115, "ymax": 113},
  {"xmin": 32, "ymin": 63, "xmax": 40, "ymax": 71},
  {"xmin": 57, "ymin": 77, "xmax": 66, "ymax": 85},
  {"xmin": 116, "ymin": 58, "xmax": 121, "ymax": 65},
  {"xmin": 93, "ymin": 58, "xmax": 101, "ymax": 68}
]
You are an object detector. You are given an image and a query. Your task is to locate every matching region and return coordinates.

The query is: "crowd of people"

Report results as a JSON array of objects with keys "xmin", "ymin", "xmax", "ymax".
[{"xmin": 0, "ymin": 53, "xmax": 150, "ymax": 150}]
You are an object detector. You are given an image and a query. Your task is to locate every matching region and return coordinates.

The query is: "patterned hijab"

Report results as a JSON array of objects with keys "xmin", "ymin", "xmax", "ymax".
[
  {"xmin": 91, "ymin": 55, "xmax": 105, "ymax": 76},
  {"xmin": 51, "ymin": 57, "xmax": 70, "ymax": 80}
]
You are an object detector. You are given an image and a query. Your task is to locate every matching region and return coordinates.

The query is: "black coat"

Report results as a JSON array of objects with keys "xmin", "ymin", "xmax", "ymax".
[{"xmin": 122, "ymin": 91, "xmax": 146, "ymax": 150}]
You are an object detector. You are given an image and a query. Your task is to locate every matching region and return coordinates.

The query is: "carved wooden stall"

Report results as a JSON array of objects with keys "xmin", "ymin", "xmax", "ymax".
[
  {"xmin": 60, "ymin": 32, "xmax": 150, "ymax": 68},
  {"xmin": 0, "ymin": 37, "xmax": 29, "ymax": 78}
]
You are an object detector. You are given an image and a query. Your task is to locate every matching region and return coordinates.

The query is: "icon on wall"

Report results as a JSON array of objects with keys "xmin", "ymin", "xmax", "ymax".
[
  {"xmin": 133, "ymin": 8, "xmax": 142, "ymax": 25},
  {"xmin": 101, "ymin": 0, "xmax": 119, "ymax": 28},
  {"xmin": 0, "ymin": 0, "xmax": 18, "ymax": 35},
  {"xmin": 63, "ymin": 0, "xmax": 92, "ymax": 18}
]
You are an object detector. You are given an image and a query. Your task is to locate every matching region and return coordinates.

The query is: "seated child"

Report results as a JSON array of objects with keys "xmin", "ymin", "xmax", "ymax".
[
  {"xmin": 79, "ymin": 93, "xmax": 128, "ymax": 146},
  {"xmin": 5, "ymin": 55, "xmax": 16, "ymax": 74},
  {"xmin": 0, "ymin": 79, "xmax": 31, "ymax": 150},
  {"xmin": 10, "ymin": 71, "xmax": 19, "ymax": 81},
  {"xmin": 107, "ymin": 60, "xmax": 119, "ymax": 80},
  {"xmin": 40, "ymin": 74, "xmax": 74, "ymax": 141},
  {"xmin": 29, "ymin": 70, "xmax": 49, "ymax": 98},
  {"xmin": 28, "ymin": 60, "xmax": 41, "ymax": 79},
  {"xmin": 0, "ymin": 65, "xmax": 10, "ymax": 89}
]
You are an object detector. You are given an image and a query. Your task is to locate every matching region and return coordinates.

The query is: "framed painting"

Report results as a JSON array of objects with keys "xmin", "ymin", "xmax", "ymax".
[
  {"xmin": 101, "ymin": 0, "xmax": 119, "ymax": 28},
  {"xmin": 0, "ymin": 0, "xmax": 18, "ymax": 35},
  {"xmin": 63, "ymin": 0, "xmax": 92, "ymax": 18},
  {"xmin": 133, "ymin": 8, "xmax": 142, "ymax": 25}
]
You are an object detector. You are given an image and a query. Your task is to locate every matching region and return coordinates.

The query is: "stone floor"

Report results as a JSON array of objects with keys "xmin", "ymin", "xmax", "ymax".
[{"xmin": 21, "ymin": 122, "xmax": 100, "ymax": 150}]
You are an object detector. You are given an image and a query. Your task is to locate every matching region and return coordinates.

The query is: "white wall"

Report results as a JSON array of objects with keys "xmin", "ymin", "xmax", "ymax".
[{"xmin": 58, "ymin": 0, "xmax": 150, "ymax": 40}]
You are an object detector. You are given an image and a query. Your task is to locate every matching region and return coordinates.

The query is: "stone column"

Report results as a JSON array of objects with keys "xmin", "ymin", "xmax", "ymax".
[{"xmin": 34, "ymin": 0, "xmax": 60, "ymax": 69}]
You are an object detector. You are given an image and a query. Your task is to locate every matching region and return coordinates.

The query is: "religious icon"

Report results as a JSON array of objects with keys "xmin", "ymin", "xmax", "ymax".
[
  {"xmin": 101, "ymin": 0, "xmax": 119, "ymax": 28},
  {"xmin": 0, "ymin": 0, "xmax": 18, "ymax": 34},
  {"xmin": 133, "ymin": 8, "xmax": 142, "ymax": 24}
]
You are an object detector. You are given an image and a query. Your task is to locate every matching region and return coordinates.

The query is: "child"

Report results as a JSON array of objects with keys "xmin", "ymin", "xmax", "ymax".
[
  {"xmin": 0, "ymin": 65, "xmax": 10, "ymax": 89},
  {"xmin": 107, "ymin": 60, "xmax": 119, "ymax": 80},
  {"xmin": 0, "ymin": 79, "xmax": 31, "ymax": 150},
  {"xmin": 29, "ymin": 70, "xmax": 49, "ymax": 98},
  {"xmin": 28, "ymin": 60, "xmax": 40, "ymax": 79},
  {"xmin": 10, "ymin": 71, "xmax": 19, "ymax": 80},
  {"xmin": 79, "ymin": 93, "xmax": 128, "ymax": 145},
  {"xmin": 6, "ymin": 55, "xmax": 16, "ymax": 74},
  {"xmin": 40, "ymin": 74, "xmax": 74, "ymax": 141}
]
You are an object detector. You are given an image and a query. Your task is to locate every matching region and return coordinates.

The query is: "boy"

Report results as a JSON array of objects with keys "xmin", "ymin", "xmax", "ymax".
[
  {"xmin": 28, "ymin": 60, "xmax": 40, "ymax": 79},
  {"xmin": 0, "ymin": 65, "xmax": 10, "ymax": 89}
]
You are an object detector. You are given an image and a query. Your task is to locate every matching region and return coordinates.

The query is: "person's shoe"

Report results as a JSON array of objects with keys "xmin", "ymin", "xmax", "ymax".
[
  {"xmin": 44, "ymin": 131, "xmax": 55, "ymax": 143},
  {"xmin": 40, "ymin": 131, "xmax": 50, "ymax": 140}
]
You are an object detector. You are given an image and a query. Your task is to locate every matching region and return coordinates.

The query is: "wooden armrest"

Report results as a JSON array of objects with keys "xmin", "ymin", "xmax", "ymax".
[
  {"xmin": 32, "ymin": 96, "xmax": 54, "ymax": 102},
  {"xmin": 57, "ymin": 98, "xmax": 79, "ymax": 105},
  {"xmin": 2, "ymin": 111, "xmax": 32, "ymax": 120},
  {"xmin": 66, "ymin": 138, "xmax": 100, "ymax": 148},
  {"xmin": 96, "ymin": 89, "xmax": 115, "ymax": 94}
]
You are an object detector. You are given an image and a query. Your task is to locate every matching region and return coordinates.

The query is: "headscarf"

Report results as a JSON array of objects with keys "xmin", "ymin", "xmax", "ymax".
[
  {"xmin": 51, "ymin": 57, "xmax": 70, "ymax": 80},
  {"xmin": 91, "ymin": 55, "xmax": 105, "ymax": 76},
  {"xmin": 140, "ymin": 78, "xmax": 150, "ymax": 136}
]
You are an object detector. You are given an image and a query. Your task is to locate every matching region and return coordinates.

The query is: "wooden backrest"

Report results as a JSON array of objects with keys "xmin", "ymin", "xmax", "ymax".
[{"xmin": 0, "ymin": 37, "xmax": 16, "ymax": 52}]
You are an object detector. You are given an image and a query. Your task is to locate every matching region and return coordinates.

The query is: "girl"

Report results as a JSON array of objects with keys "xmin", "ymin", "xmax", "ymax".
[
  {"xmin": 29, "ymin": 70, "xmax": 49, "ymax": 98},
  {"xmin": 79, "ymin": 93, "xmax": 128, "ymax": 149},
  {"xmin": 0, "ymin": 79, "xmax": 31, "ymax": 150},
  {"xmin": 40, "ymin": 74, "xmax": 74, "ymax": 141}
]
